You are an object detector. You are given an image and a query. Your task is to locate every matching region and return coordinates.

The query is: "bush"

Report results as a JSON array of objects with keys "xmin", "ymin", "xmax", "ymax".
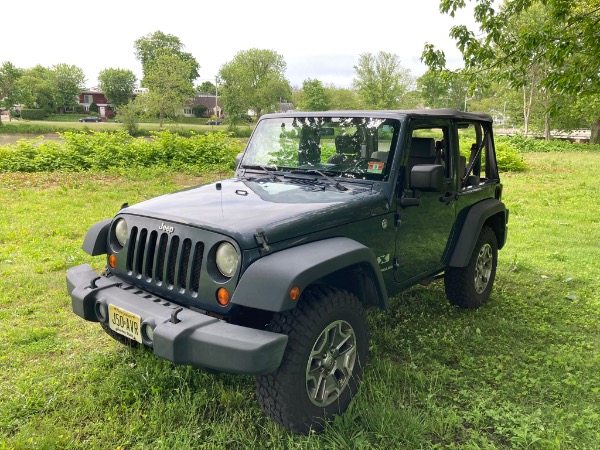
[
  {"xmin": 495, "ymin": 140, "xmax": 528, "ymax": 172},
  {"xmin": 501, "ymin": 135, "xmax": 600, "ymax": 153},
  {"xmin": 20, "ymin": 109, "xmax": 46, "ymax": 120},
  {"xmin": 0, "ymin": 130, "xmax": 244, "ymax": 173}
]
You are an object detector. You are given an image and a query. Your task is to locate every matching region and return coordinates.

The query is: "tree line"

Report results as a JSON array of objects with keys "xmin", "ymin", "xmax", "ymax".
[{"xmin": 1, "ymin": 0, "xmax": 598, "ymax": 144}]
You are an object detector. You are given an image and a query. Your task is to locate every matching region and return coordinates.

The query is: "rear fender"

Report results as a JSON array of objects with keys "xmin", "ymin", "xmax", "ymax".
[{"xmin": 447, "ymin": 199, "xmax": 508, "ymax": 267}]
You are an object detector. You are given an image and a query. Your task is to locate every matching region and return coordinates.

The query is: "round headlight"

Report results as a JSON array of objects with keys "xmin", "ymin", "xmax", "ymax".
[
  {"xmin": 114, "ymin": 218, "xmax": 128, "ymax": 247},
  {"xmin": 215, "ymin": 242, "xmax": 239, "ymax": 278}
]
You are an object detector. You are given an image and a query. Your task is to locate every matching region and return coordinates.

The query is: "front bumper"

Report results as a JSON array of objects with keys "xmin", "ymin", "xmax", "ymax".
[{"xmin": 67, "ymin": 264, "xmax": 287, "ymax": 375}]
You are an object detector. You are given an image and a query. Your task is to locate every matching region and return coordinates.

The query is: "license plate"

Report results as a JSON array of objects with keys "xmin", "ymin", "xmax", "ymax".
[{"xmin": 108, "ymin": 304, "xmax": 142, "ymax": 343}]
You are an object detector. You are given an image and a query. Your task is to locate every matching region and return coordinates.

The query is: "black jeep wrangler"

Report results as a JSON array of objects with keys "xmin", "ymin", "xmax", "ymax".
[{"xmin": 67, "ymin": 109, "xmax": 508, "ymax": 433}]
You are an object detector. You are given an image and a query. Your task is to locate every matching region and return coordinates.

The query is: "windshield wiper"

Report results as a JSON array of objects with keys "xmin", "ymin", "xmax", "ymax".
[
  {"xmin": 288, "ymin": 169, "xmax": 348, "ymax": 191},
  {"xmin": 241, "ymin": 164, "xmax": 281, "ymax": 182}
]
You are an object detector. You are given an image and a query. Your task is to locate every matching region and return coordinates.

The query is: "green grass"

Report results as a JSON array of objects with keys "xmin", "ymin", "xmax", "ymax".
[{"xmin": 1, "ymin": 152, "xmax": 599, "ymax": 448}]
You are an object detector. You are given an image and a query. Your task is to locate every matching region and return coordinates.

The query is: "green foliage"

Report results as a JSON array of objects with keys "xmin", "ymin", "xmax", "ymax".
[
  {"xmin": 353, "ymin": 52, "xmax": 415, "ymax": 109},
  {"xmin": 297, "ymin": 78, "xmax": 330, "ymax": 111},
  {"xmin": 134, "ymin": 30, "xmax": 200, "ymax": 84},
  {"xmin": 425, "ymin": 0, "xmax": 600, "ymax": 141},
  {"xmin": 0, "ymin": 61, "xmax": 23, "ymax": 111},
  {"xmin": 494, "ymin": 139, "xmax": 527, "ymax": 171},
  {"xmin": 141, "ymin": 54, "xmax": 196, "ymax": 127},
  {"xmin": 502, "ymin": 135, "xmax": 600, "ymax": 153},
  {"xmin": 418, "ymin": 69, "xmax": 470, "ymax": 111},
  {"xmin": 0, "ymin": 130, "xmax": 244, "ymax": 173},
  {"xmin": 51, "ymin": 63, "xmax": 86, "ymax": 112},
  {"xmin": 325, "ymin": 85, "xmax": 361, "ymax": 110},
  {"xmin": 98, "ymin": 68, "xmax": 137, "ymax": 107},
  {"xmin": 118, "ymin": 100, "xmax": 142, "ymax": 136},
  {"xmin": 20, "ymin": 109, "xmax": 46, "ymax": 120},
  {"xmin": 196, "ymin": 81, "xmax": 216, "ymax": 95},
  {"xmin": 219, "ymin": 49, "xmax": 291, "ymax": 118}
]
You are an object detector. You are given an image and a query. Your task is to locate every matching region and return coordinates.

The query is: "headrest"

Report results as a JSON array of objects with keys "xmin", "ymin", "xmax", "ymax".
[
  {"xmin": 335, "ymin": 135, "xmax": 361, "ymax": 154},
  {"xmin": 409, "ymin": 137, "xmax": 436, "ymax": 158}
]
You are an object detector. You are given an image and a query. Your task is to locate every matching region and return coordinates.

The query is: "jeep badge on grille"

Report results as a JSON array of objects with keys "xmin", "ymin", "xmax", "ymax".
[{"xmin": 158, "ymin": 223, "xmax": 174, "ymax": 234}]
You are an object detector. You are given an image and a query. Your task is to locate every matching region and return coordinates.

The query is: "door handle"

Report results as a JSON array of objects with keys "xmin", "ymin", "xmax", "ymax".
[{"xmin": 439, "ymin": 192, "xmax": 458, "ymax": 205}]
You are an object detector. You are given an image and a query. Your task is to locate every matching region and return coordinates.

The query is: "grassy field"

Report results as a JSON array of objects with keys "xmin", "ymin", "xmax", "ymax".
[{"xmin": 1, "ymin": 152, "xmax": 599, "ymax": 449}]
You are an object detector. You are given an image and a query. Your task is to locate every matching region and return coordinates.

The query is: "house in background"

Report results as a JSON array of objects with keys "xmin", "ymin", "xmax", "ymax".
[
  {"xmin": 185, "ymin": 95, "xmax": 223, "ymax": 118},
  {"xmin": 78, "ymin": 87, "xmax": 113, "ymax": 119}
]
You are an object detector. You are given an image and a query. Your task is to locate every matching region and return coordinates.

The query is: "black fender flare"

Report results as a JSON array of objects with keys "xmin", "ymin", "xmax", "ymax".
[
  {"xmin": 446, "ymin": 198, "xmax": 508, "ymax": 267},
  {"xmin": 82, "ymin": 219, "xmax": 111, "ymax": 256},
  {"xmin": 231, "ymin": 237, "xmax": 389, "ymax": 312}
]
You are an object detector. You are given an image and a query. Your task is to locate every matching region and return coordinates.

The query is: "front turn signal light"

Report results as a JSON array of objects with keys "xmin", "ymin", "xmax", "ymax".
[
  {"xmin": 289, "ymin": 286, "xmax": 301, "ymax": 301},
  {"xmin": 108, "ymin": 253, "xmax": 116, "ymax": 268},
  {"xmin": 216, "ymin": 288, "xmax": 230, "ymax": 306}
]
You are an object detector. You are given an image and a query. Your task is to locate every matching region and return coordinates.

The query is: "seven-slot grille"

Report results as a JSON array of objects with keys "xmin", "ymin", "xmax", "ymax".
[{"xmin": 126, "ymin": 226, "xmax": 204, "ymax": 295}]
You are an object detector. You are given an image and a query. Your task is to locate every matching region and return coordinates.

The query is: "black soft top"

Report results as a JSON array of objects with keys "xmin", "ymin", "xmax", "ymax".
[{"xmin": 260, "ymin": 109, "xmax": 493, "ymax": 123}]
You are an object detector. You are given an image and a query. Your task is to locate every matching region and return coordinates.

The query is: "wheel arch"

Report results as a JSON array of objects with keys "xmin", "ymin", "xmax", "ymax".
[
  {"xmin": 446, "ymin": 198, "xmax": 508, "ymax": 268},
  {"xmin": 82, "ymin": 219, "xmax": 112, "ymax": 256},
  {"xmin": 231, "ymin": 237, "xmax": 389, "ymax": 312}
]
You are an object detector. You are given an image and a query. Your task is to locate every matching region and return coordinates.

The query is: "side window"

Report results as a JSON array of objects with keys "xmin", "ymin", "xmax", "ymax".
[
  {"xmin": 408, "ymin": 127, "xmax": 450, "ymax": 182},
  {"xmin": 457, "ymin": 121, "xmax": 496, "ymax": 189}
]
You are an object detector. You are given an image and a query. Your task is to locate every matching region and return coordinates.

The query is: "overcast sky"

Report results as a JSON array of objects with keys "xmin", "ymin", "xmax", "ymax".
[{"xmin": 2, "ymin": 0, "xmax": 475, "ymax": 89}]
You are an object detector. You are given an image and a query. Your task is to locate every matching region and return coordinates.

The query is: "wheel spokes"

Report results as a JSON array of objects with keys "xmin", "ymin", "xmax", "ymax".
[
  {"xmin": 306, "ymin": 320, "xmax": 357, "ymax": 407},
  {"xmin": 474, "ymin": 243, "xmax": 493, "ymax": 293}
]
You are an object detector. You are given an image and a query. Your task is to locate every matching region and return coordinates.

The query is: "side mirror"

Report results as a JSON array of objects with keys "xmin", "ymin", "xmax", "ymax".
[
  {"xmin": 410, "ymin": 164, "xmax": 444, "ymax": 192},
  {"xmin": 235, "ymin": 152, "xmax": 244, "ymax": 168}
]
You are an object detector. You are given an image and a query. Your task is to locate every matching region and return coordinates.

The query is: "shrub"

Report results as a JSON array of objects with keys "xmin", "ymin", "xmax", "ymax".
[
  {"xmin": 0, "ymin": 130, "xmax": 244, "ymax": 173},
  {"xmin": 495, "ymin": 140, "xmax": 528, "ymax": 172},
  {"xmin": 20, "ymin": 109, "xmax": 46, "ymax": 120},
  {"xmin": 501, "ymin": 135, "xmax": 600, "ymax": 153}
]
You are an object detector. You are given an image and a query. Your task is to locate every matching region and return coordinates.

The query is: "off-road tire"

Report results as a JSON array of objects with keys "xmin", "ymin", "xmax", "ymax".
[
  {"xmin": 255, "ymin": 285, "xmax": 368, "ymax": 434},
  {"xmin": 100, "ymin": 322, "xmax": 140, "ymax": 348},
  {"xmin": 444, "ymin": 225, "xmax": 498, "ymax": 309}
]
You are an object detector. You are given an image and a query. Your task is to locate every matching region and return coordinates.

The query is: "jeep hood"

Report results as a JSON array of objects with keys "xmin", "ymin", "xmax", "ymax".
[{"xmin": 123, "ymin": 178, "xmax": 387, "ymax": 249}]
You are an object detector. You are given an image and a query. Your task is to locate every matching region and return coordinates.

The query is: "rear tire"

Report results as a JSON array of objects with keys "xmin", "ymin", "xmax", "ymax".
[
  {"xmin": 444, "ymin": 226, "xmax": 498, "ymax": 308},
  {"xmin": 255, "ymin": 286, "xmax": 368, "ymax": 434}
]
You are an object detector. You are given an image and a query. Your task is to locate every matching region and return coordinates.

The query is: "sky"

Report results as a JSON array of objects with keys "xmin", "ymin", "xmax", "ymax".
[{"xmin": 2, "ymin": 0, "xmax": 476, "ymax": 89}]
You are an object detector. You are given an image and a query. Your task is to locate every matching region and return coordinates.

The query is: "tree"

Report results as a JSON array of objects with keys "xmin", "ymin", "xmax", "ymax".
[
  {"xmin": 353, "ymin": 52, "xmax": 414, "ymax": 109},
  {"xmin": 219, "ymin": 49, "xmax": 291, "ymax": 118},
  {"xmin": 422, "ymin": 0, "xmax": 600, "ymax": 143},
  {"xmin": 0, "ymin": 61, "xmax": 23, "ymax": 122},
  {"xmin": 140, "ymin": 54, "xmax": 195, "ymax": 127},
  {"xmin": 98, "ymin": 68, "xmax": 137, "ymax": 107},
  {"xmin": 297, "ymin": 79, "xmax": 330, "ymax": 111},
  {"xmin": 51, "ymin": 64, "xmax": 86, "ymax": 113},
  {"xmin": 134, "ymin": 31, "xmax": 200, "ymax": 85},
  {"xmin": 196, "ymin": 81, "xmax": 216, "ymax": 95},
  {"xmin": 325, "ymin": 85, "xmax": 361, "ymax": 110},
  {"xmin": 15, "ymin": 65, "xmax": 55, "ymax": 111},
  {"xmin": 418, "ymin": 70, "xmax": 471, "ymax": 110},
  {"xmin": 118, "ymin": 99, "xmax": 142, "ymax": 136}
]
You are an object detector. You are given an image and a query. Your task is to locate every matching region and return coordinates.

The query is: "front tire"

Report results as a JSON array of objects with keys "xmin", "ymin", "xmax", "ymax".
[
  {"xmin": 444, "ymin": 226, "xmax": 498, "ymax": 308},
  {"xmin": 255, "ymin": 286, "xmax": 368, "ymax": 434}
]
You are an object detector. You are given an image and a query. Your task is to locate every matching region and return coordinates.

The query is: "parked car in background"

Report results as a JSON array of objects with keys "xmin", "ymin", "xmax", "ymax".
[
  {"xmin": 79, "ymin": 116, "xmax": 102, "ymax": 123},
  {"xmin": 206, "ymin": 119, "xmax": 223, "ymax": 125}
]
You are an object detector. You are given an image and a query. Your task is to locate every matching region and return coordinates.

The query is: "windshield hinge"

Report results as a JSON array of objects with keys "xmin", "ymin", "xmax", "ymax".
[{"xmin": 255, "ymin": 228, "xmax": 271, "ymax": 255}]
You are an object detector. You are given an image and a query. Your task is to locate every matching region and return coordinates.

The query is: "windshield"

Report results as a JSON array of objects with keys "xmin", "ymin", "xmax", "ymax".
[{"xmin": 241, "ymin": 116, "xmax": 400, "ymax": 181}]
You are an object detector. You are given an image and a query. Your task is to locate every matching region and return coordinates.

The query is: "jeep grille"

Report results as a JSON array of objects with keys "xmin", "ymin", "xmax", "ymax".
[{"xmin": 126, "ymin": 226, "xmax": 204, "ymax": 295}]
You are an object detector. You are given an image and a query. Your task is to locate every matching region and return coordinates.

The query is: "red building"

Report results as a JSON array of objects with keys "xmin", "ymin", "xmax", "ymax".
[{"xmin": 78, "ymin": 87, "xmax": 113, "ymax": 118}]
